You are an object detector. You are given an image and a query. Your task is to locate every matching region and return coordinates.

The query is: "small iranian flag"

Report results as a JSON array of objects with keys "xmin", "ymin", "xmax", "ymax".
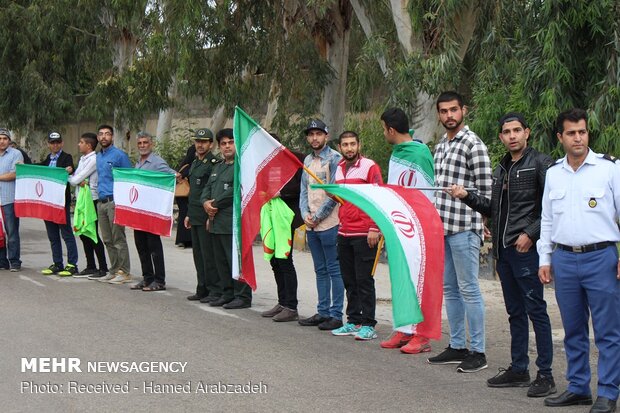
[
  {"xmin": 233, "ymin": 107, "xmax": 304, "ymax": 290},
  {"xmin": 15, "ymin": 164, "xmax": 68, "ymax": 224},
  {"xmin": 318, "ymin": 184, "xmax": 444, "ymax": 335},
  {"xmin": 112, "ymin": 168, "xmax": 176, "ymax": 236},
  {"xmin": 388, "ymin": 140, "xmax": 435, "ymax": 202}
]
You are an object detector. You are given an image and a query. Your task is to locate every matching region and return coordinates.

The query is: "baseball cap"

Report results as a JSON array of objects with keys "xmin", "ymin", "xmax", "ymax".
[
  {"xmin": 193, "ymin": 128, "xmax": 214, "ymax": 141},
  {"xmin": 0, "ymin": 128, "xmax": 11, "ymax": 139},
  {"xmin": 498, "ymin": 112, "xmax": 529, "ymax": 132},
  {"xmin": 48, "ymin": 132, "xmax": 62, "ymax": 142},
  {"xmin": 304, "ymin": 119, "xmax": 328, "ymax": 135}
]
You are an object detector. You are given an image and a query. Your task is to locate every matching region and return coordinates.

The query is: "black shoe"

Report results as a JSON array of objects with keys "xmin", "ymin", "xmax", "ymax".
[
  {"xmin": 200, "ymin": 295, "xmax": 220, "ymax": 304},
  {"xmin": 187, "ymin": 294, "xmax": 206, "ymax": 301},
  {"xmin": 298, "ymin": 313, "xmax": 329, "ymax": 327},
  {"xmin": 318, "ymin": 318, "xmax": 343, "ymax": 330},
  {"xmin": 590, "ymin": 396, "xmax": 617, "ymax": 413},
  {"xmin": 527, "ymin": 372, "xmax": 556, "ymax": 397},
  {"xmin": 209, "ymin": 297, "xmax": 233, "ymax": 307},
  {"xmin": 223, "ymin": 298, "xmax": 251, "ymax": 309},
  {"xmin": 76, "ymin": 267, "xmax": 97, "ymax": 277},
  {"xmin": 427, "ymin": 346, "xmax": 469, "ymax": 365},
  {"xmin": 457, "ymin": 351, "xmax": 488, "ymax": 373},
  {"xmin": 487, "ymin": 367, "xmax": 530, "ymax": 388},
  {"xmin": 87, "ymin": 271, "xmax": 108, "ymax": 280},
  {"xmin": 544, "ymin": 390, "xmax": 593, "ymax": 407}
]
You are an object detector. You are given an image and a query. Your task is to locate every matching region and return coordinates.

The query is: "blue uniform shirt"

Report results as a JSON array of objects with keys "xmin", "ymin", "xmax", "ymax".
[
  {"xmin": 96, "ymin": 145, "xmax": 132, "ymax": 199},
  {"xmin": 537, "ymin": 149, "xmax": 620, "ymax": 266}
]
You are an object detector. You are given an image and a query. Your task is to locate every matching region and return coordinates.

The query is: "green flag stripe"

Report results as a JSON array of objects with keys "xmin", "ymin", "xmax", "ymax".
[
  {"xmin": 317, "ymin": 184, "xmax": 423, "ymax": 326},
  {"xmin": 16, "ymin": 164, "xmax": 67, "ymax": 185},
  {"xmin": 112, "ymin": 168, "xmax": 175, "ymax": 191}
]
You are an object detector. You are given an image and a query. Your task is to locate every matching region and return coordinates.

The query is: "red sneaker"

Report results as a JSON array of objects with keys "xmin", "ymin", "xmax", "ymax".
[
  {"xmin": 380, "ymin": 331, "xmax": 414, "ymax": 349},
  {"xmin": 400, "ymin": 335, "xmax": 431, "ymax": 354}
]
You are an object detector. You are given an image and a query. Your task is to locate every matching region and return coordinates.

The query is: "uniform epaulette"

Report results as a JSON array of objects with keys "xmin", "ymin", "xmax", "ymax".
[{"xmin": 602, "ymin": 154, "xmax": 618, "ymax": 163}]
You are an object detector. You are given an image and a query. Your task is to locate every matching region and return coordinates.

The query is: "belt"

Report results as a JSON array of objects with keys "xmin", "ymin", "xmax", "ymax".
[
  {"xmin": 556, "ymin": 241, "xmax": 616, "ymax": 253},
  {"xmin": 99, "ymin": 196, "xmax": 114, "ymax": 204}
]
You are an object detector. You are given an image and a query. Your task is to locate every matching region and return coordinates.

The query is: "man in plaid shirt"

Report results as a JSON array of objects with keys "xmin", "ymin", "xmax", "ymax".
[{"xmin": 427, "ymin": 91, "xmax": 492, "ymax": 373}]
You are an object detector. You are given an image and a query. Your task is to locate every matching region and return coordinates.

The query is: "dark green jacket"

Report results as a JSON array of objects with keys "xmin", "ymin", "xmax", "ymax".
[
  {"xmin": 202, "ymin": 161, "xmax": 234, "ymax": 234},
  {"xmin": 187, "ymin": 152, "xmax": 220, "ymax": 225}
]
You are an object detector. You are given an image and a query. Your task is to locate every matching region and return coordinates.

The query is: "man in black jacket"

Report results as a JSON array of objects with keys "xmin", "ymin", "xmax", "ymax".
[
  {"xmin": 40, "ymin": 132, "xmax": 79, "ymax": 276},
  {"xmin": 448, "ymin": 113, "xmax": 556, "ymax": 397}
]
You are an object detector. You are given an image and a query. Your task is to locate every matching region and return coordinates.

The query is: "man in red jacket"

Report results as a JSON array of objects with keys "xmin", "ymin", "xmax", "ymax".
[{"xmin": 330, "ymin": 131, "xmax": 383, "ymax": 341}]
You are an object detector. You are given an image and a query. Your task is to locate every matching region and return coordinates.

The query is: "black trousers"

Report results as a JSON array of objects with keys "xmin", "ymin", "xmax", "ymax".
[
  {"xmin": 79, "ymin": 200, "xmax": 108, "ymax": 271},
  {"xmin": 212, "ymin": 233, "xmax": 252, "ymax": 303},
  {"xmin": 337, "ymin": 235, "xmax": 377, "ymax": 327},
  {"xmin": 190, "ymin": 224, "xmax": 219, "ymax": 298},
  {"xmin": 134, "ymin": 230, "xmax": 165, "ymax": 285},
  {"xmin": 269, "ymin": 226, "xmax": 298, "ymax": 310},
  {"xmin": 175, "ymin": 197, "xmax": 192, "ymax": 246}
]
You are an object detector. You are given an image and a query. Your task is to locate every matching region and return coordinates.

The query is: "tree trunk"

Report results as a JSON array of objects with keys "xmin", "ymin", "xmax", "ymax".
[
  {"xmin": 350, "ymin": 0, "xmax": 388, "ymax": 76},
  {"xmin": 263, "ymin": 79, "xmax": 280, "ymax": 131},
  {"xmin": 210, "ymin": 105, "xmax": 227, "ymax": 135},
  {"xmin": 156, "ymin": 76, "xmax": 178, "ymax": 141},
  {"xmin": 316, "ymin": 0, "xmax": 352, "ymax": 138}
]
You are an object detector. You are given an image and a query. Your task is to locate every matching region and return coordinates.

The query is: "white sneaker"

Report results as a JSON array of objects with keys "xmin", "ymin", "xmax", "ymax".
[
  {"xmin": 98, "ymin": 273, "xmax": 117, "ymax": 282},
  {"xmin": 107, "ymin": 270, "xmax": 132, "ymax": 284}
]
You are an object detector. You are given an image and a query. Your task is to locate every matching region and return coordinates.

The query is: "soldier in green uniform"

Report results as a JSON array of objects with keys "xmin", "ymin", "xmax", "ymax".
[
  {"xmin": 203, "ymin": 128, "xmax": 252, "ymax": 309},
  {"xmin": 184, "ymin": 128, "xmax": 221, "ymax": 302}
]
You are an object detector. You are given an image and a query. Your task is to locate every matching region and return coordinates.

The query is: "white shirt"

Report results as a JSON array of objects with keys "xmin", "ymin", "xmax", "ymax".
[
  {"xmin": 537, "ymin": 149, "xmax": 620, "ymax": 266},
  {"xmin": 68, "ymin": 151, "xmax": 98, "ymax": 199}
]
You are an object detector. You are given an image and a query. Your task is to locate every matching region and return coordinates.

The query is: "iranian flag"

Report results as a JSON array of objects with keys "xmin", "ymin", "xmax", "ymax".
[
  {"xmin": 388, "ymin": 140, "xmax": 435, "ymax": 202},
  {"xmin": 233, "ymin": 106, "xmax": 304, "ymax": 290},
  {"xmin": 15, "ymin": 164, "xmax": 68, "ymax": 224},
  {"xmin": 112, "ymin": 168, "xmax": 176, "ymax": 236},
  {"xmin": 318, "ymin": 184, "xmax": 444, "ymax": 336}
]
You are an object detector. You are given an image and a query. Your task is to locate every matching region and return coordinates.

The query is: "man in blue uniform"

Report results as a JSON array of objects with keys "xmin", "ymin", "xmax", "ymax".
[{"xmin": 538, "ymin": 108, "xmax": 620, "ymax": 413}]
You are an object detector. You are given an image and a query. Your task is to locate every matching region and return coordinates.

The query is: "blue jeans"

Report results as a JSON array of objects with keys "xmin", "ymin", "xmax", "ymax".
[
  {"xmin": 444, "ymin": 230, "xmax": 485, "ymax": 353},
  {"xmin": 44, "ymin": 208, "xmax": 78, "ymax": 266},
  {"xmin": 496, "ymin": 245, "xmax": 553, "ymax": 376},
  {"xmin": 0, "ymin": 203, "xmax": 21, "ymax": 269},
  {"xmin": 306, "ymin": 225, "xmax": 344, "ymax": 320}
]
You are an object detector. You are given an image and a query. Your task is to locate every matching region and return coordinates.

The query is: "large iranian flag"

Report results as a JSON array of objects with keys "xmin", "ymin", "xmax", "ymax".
[
  {"xmin": 233, "ymin": 107, "xmax": 304, "ymax": 290},
  {"xmin": 15, "ymin": 164, "xmax": 68, "ymax": 224},
  {"xmin": 318, "ymin": 184, "xmax": 444, "ymax": 336},
  {"xmin": 112, "ymin": 168, "xmax": 176, "ymax": 236},
  {"xmin": 388, "ymin": 140, "xmax": 435, "ymax": 202}
]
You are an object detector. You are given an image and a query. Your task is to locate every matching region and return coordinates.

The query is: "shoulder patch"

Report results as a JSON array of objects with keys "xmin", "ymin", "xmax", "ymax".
[{"xmin": 603, "ymin": 154, "xmax": 618, "ymax": 163}]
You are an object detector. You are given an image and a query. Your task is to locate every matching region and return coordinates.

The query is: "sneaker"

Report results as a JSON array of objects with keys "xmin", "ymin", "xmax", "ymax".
[
  {"xmin": 9, "ymin": 266, "xmax": 21, "ymax": 272},
  {"xmin": 98, "ymin": 272, "xmax": 116, "ymax": 282},
  {"xmin": 427, "ymin": 346, "xmax": 469, "ymax": 365},
  {"xmin": 89, "ymin": 271, "xmax": 108, "ymax": 280},
  {"xmin": 331, "ymin": 323, "xmax": 361, "ymax": 336},
  {"xmin": 355, "ymin": 326, "xmax": 378, "ymax": 341},
  {"xmin": 75, "ymin": 268, "xmax": 97, "ymax": 278},
  {"xmin": 318, "ymin": 318, "xmax": 343, "ymax": 331},
  {"xmin": 400, "ymin": 335, "xmax": 431, "ymax": 354},
  {"xmin": 527, "ymin": 372, "xmax": 556, "ymax": 398},
  {"xmin": 57, "ymin": 264, "xmax": 78, "ymax": 277},
  {"xmin": 380, "ymin": 331, "xmax": 414, "ymax": 349},
  {"xmin": 107, "ymin": 270, "xmax": 132, "ymax": 284},
  {"xmin": 41, "ymin": 263, "xmax": 63, "ymax": 275},
  {"xmin": 272, "ymin": 308, "xmax": 299, "ymax": 322},
  {"xmin": 487, "ymin": 367, "xmax": 530, "ymax": 388},
  {"xmin": 457, "ymin": 351, "xmax": 488, "ymax": 373}
]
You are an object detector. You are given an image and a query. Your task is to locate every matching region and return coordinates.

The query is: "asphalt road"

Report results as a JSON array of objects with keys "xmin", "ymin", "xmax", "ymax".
[{"xmin": 0, "ymin": 218, "xmax": 596, "ymax": 412}]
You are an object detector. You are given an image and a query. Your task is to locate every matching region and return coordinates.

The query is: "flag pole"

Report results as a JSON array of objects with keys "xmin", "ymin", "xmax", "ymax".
[
  {"xmin": 371, "ymin": 236, "xmax": 385, "ymax": 277},
  {"xmin": 302, "ymin": 165, "xmax": 345, "ymax": 205},
  {"xmin": 415, "ymin": 186, "xmax": 478, "ymax": 192}
]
